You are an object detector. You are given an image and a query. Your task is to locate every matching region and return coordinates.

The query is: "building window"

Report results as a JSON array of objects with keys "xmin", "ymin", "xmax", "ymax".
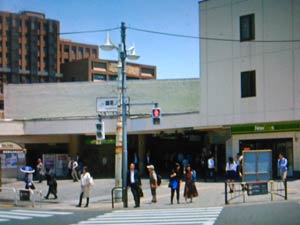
[
  {"xmin": 78, "ymin": 47, "xmax": 83, "ymax": 56},
  {"xmin": 109, "ymin": 75, "xmax": 117, "ymax": 81},
  {"xmin": 141, "ymin": 67, "xmax": 154, "ymax": 76},
  {"xmin": 72, "ymin": 46, "xmax": 76, "ymax": 55},
  {"xmin": 85, "ymin": 48, "xmax": 90, "ymax": 54},
  {"xmin": 92, "ymin": 49, "xmax": 97, "ymax": 55},
  {"xmin": 241, "ymin": 70, "xmax": 256, "ymax": 98},
  {"xmin": 93, "ymin": 73, "xmax": 106, "ymax": 81},
  {"xmin": 92, "ymin": 61, "xmax": 106, "ymax": 69},
  {"xmin": 127, "ymin": 77, "xmax": 139, "ymax": 80},
  {"xmin": 64, "ymin": 45, "xmax": 69, "ymax": 53},
  {"xmin": 240, "ymin": 14, "xmax": 255, "ymax": 42}
]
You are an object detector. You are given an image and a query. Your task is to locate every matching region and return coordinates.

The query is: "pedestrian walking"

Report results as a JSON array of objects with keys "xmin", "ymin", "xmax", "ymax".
[
  {"xmin": 36, "ymin": 158, "xmax": 44, "ymax": 183},
  {"xmin": 183, "ymin": 165, "xmax": 198, "ymax": 203},
  {"xmin": 44, "ymin": 168, "xmax": 57, "ymax": 199},
  {"xmin": 169, "ymin": 163, "xmax": 181, "ymax": 204},
  {"xmin": 278, "ymin": 153, "xmax": 288, "ymax": 181},
  {"xmin": 207, "ymin": 156, "xmax": 216, "ymax": 182},
  {"xmin": 226, "ymin": 157, "xmax": 237, "ymax": 193},
  {"xmin": 147, "ymin": 165, "xmax": 158, "ymax": 203},
  {"xmin": 76, "ymin": 166, "xmax": 92, "ymax": 207},
  {"xmin": 71, "ymin": 159, "xmax": 79, "ymax": 182},
  {"xmin": 127, "ymin": 163, "xmax": 141, "ymax": 208}
]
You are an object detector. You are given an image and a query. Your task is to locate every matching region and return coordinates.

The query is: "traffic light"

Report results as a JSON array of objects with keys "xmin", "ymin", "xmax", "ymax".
[
  {"xmin": 96, "ymin": 115, "xmax": 105, "ymax": 143},
  {"xmin": 152, "ymin": 107, "xmax": 161, "ymax": 125}
]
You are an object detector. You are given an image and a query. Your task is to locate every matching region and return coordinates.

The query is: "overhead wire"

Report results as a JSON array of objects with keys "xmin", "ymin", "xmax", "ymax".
[
  {"xmin": 1, "ymin": 24, "xmax": 300, "ymax": 43},
  {"xmin": 127, "ymin": 26, "xmax": 300, "ymax": 43}
]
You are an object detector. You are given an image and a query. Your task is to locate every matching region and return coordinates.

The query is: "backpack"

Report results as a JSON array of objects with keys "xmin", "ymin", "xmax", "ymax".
[{"xmin": 157, "ymin": 174, "xmax": 162, "ymax": 186}]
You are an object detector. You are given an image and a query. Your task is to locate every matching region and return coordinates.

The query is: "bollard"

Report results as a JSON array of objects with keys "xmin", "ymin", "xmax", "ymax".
[
  {"xmin": 270, "ymin": 180, "xmax": 274, "ymax": 201},
  {"xmin": 284, "ymin": 179, "xmax": 287, "ymax": 200},
  {"xmin": 242, "ymin": 182, "xmax": 246, "ymax": 203},
  {"xmin": 225, "ymin": 182, "xmax": 228, "ymax": 204}
]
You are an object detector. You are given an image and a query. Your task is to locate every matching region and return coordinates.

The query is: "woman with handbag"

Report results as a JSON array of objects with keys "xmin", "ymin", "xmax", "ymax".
[
  {"xmin": 76, "ymin": 166, "xmax": 92, "ymax": 208},
  {"xmin": 169, "ymin": 163, "xmax": 181, "ymax": 204},
  {"xmin": 183, "ymin": 165, "xmax": 198, "ymax": 203}
]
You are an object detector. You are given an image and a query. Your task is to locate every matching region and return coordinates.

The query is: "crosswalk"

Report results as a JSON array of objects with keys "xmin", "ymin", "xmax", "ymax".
[
  {"xmin": 0, "ymin": 209, "xmax": 73, "ymax": 223},
  {"xmin": 73, "ymin": 207, "xmax": 223, "ymax": 225}
]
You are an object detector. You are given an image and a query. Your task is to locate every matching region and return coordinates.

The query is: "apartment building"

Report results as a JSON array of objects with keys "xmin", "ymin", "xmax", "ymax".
[
  {"xmin": 61, "ymin": 58, "xmax": 156, "ymax": 82},
  {"xmin": 59, "ymin": 39, "xmax": 99, "ymax": 64}
]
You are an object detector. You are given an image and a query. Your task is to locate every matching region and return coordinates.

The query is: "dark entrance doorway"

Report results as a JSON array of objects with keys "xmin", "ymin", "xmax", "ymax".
[{"xmin": 144, "ymin": 133, "xmax": 226, "ymax": 179}]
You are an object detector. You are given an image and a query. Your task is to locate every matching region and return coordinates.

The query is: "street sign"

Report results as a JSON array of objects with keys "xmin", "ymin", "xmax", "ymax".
[
  {"xmin": 96, "ymin": 97, "xmax": 118, "ymax": 113},
  {"xmin": 96, "ymin": 97, "xmax": 130, "ymax": 114}
]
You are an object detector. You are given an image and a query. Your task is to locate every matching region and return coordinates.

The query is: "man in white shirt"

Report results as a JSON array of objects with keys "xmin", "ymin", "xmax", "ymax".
[
  {"xmin": 207, "ymin": 156, "xmax": 216, "ymax": 182},
  {"xmin": 127, "ymin": 163, "xmax": 141, "ymax": 208},
  {"xmin": 71, "ymin": 160, "xmax": 79, "ymax": 182}
]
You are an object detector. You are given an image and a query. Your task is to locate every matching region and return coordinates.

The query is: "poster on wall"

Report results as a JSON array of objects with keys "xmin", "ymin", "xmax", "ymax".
[
  {"xmin": 43, "ymin": 154, "xmax": 55, "ymax": 170},
  {"xmin": 1, "ymin": 153, "xmax": 18, "ymax": 168},
  {"xmin": 56, "ymin": 154, "xmax": 68, "ymax": 176}
]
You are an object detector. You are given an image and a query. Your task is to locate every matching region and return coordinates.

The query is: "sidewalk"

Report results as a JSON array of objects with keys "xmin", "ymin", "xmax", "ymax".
[{"xmin": 1, "ymin": 178, "xmax": 300, "ymax": 211}]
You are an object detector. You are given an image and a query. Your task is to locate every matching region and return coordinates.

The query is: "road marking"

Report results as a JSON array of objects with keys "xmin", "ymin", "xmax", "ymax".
[
  {"xmin": 0, "ymin": 209, "xmax": 73, "ymax": 223},
  {"xmin": 12, "ymin": 209, "xmax": 73, "ymax": 215},
  {"xmin": 73, "ymin": 207, "xmax": 223, "ymax": 225}
]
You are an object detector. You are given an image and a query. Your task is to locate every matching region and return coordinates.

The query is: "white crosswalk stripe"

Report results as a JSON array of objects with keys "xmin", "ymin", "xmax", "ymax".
[
  {"xmin": 0, "ymin": 209, "xmax": 73, "ymax": 223},
  {"xmin": 73, "ymin": 207, "xmax": 223, "ymax": 225}
]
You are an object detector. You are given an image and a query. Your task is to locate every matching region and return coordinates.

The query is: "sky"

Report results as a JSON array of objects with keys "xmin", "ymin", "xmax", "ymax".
[{"xmin": 1, "ymin": 0, "xmax": 200, "ymax": 79}]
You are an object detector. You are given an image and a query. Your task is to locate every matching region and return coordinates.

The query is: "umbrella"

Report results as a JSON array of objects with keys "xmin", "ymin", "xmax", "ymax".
[{"xmin": 20, "ymin": 166, "xmax": 35, "ymax": 174}]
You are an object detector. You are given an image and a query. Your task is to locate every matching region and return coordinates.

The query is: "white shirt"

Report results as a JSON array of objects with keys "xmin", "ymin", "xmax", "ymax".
[
  {"xmin": 130, "ymin": 170, "xmax": 135, "ymax": 184},
  {"xmin": 81, "ymin": 172, "xmax": 91, "ymax": 186},
  {"xmin": 72, "ymin": 161, "xmax": 78, "ymax": 170},
  {"xmin": 208, "ymin": 158, "xmax": 215, "ymax": 169},
  {"xmin": 226, "ymin": 162, "xmax": 237, "ymax": 171}
]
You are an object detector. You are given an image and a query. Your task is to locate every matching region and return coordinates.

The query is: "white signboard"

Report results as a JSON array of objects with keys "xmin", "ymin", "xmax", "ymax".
[{"xmin": 96, "ymin": 97, "xmax": 118, "ymax": 113}]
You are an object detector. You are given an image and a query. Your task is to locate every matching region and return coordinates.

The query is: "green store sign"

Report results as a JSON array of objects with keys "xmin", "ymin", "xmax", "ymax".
[
  {"xmin": 231, "ymin": 121, "xmax": 300, "ymax": 135},
  {"xmin": 85, "ymin": 139, "xmax": 116, "ymax": 145}
]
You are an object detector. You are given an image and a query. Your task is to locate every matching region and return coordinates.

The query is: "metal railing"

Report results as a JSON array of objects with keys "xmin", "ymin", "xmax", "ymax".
[
  {"xmin": 0, "ymin": 187, "xmax": 42, "ymax": 207},
  {"xmin": 0, "ymin": 187, "xmax": 17, "ymax": 205},
  {"xmin": 225, "ymin": 180, "xmax": 287, "ymax": 205},
  {"xmin": 111, "ymin": 187, "xmax": 127, "ymax": 208}
]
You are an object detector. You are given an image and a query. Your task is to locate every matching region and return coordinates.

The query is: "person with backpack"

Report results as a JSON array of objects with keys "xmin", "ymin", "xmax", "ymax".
[
  {"xmin": 169, "ymin": 163, "xmax": 182, "ymax": 204},
  {"xmin": 183, "ymin": 165, "xmax": 198, "ymax": 203},
  {"xmin": 147, "ymin": 165, "xmax": 158, "ymax": 203}
]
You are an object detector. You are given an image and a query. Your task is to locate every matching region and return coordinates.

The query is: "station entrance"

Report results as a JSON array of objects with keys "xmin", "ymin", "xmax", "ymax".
[{"xmin": 128, "ymin": 131, "xmax": 228, "ymax": 179}]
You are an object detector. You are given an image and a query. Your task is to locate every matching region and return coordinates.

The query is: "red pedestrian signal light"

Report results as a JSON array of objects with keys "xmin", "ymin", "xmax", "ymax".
[{"xmin": 152, "ymin": 107, "xmax": 161, "ymax": 125}]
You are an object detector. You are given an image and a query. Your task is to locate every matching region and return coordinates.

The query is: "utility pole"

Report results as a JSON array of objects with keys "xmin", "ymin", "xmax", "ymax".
[
  {"xmin": 100, "ymin": 22, "xmax": 139, "ymax": 208},
  {"xmin": 120, "ymin": 22, "xmax": 128, "ymax": 208}
]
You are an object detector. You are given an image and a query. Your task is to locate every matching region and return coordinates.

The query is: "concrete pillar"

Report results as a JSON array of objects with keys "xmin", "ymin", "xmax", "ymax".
[
  {"xmin": 138, "ymin": 134, "xmax": 146, "ymax": 174},
  {"xmin": 69, "ymin": 135, "xmax": 80, "ymax": 158}
]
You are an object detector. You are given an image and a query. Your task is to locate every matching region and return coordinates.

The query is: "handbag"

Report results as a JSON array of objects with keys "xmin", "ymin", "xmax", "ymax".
[{"xmin": 172, "ymin": 180, "xmax": 178, "ymax": 189}]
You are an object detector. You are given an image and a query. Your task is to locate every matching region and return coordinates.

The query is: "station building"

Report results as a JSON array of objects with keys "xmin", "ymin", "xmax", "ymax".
[{"xmin": 0, "ymin": 0, "xmax": 299, "ymax": 178}]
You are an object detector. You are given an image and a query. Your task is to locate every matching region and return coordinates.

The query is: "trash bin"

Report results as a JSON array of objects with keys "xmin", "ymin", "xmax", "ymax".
[{"xmin": 20, "ymin": 190, "xmax": 30, "ymax": 201}]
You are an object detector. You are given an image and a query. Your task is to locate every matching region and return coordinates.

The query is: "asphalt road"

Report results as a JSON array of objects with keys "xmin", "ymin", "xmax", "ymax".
[
  {"xmin": 0, "ymin": 201, "xmax": 299, "ymax": 225},
  {"xmin": 215, "ymin": 201, "xmax": 300, "ymax": 225},
  {"xmin": 0, "ymin": 208, "xmax": 103, "ymax": 225}
]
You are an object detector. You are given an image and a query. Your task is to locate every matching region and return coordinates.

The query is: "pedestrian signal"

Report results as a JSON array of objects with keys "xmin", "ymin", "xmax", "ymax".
[
  {"xmin": 152, "ymin": 107, "xmax": 161, "ymax": 125},
  {"xmin": 96, "ymin": 122, "xmax": 105, "ymax": 141}
]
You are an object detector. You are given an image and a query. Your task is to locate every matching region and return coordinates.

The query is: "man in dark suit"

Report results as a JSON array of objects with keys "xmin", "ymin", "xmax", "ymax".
[{"xmin": 127, "ymin": 163, "xmax": 141, "ymax": 208}]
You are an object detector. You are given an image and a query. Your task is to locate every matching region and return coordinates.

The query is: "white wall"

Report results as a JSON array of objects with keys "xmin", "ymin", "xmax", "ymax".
[{"xmin": 200, "ymin": 0, "xmax": 300, "ymax": 126}]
